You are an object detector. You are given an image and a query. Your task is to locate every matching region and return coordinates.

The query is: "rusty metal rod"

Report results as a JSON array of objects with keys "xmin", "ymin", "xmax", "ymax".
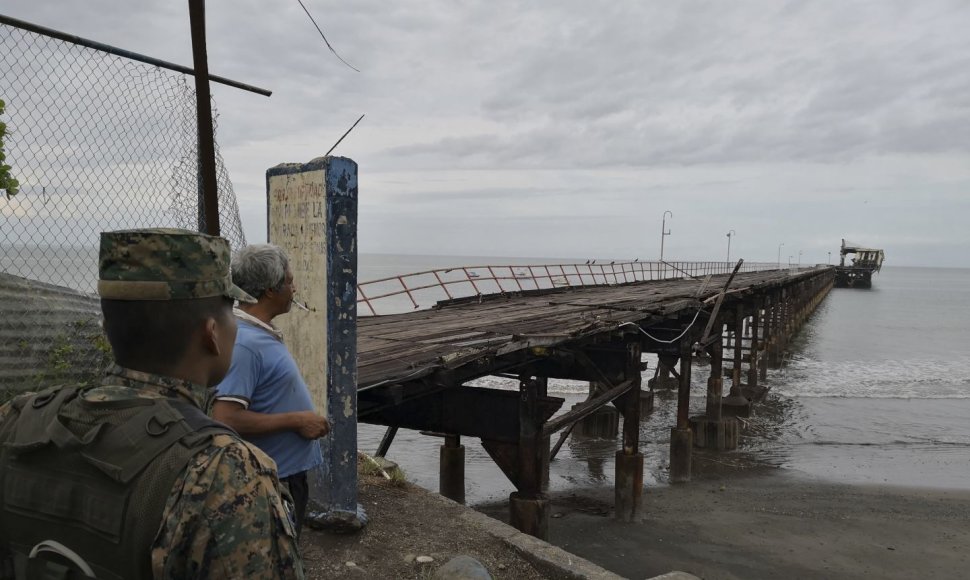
[{"xmin": 188, "ymin": 0, "xmax": 219, "ymax": 236}]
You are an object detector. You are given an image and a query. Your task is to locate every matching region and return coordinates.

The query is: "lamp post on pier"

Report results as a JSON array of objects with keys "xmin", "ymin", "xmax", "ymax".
[
  {"xmin": 659, "ymin": 210, "xmax": 673, "ymax": 262},
  {"xmin": 777, "ymin": 242, "xmax": 784, "ymax": 269},
  {"xmin": 798, "ymin": 250, "xmax": 802, "ymax": 268},
  {"xmin": 828, "ymin": 251, "xmax": 832, "ymax": 265},
  {"xmin": 726, "ymin": 229, "xmax": 735, "ymax": 263}
]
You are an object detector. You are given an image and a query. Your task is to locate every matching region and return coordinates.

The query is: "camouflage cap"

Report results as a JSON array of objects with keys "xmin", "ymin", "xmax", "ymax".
[{"xmin": 97, "ymin": 228, "xmax": 256, "ymax": 303}]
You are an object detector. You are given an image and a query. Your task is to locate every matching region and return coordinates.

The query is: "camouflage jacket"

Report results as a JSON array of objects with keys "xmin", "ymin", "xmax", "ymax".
[{"xmin": 0, "ymin": 366, "xmax": 305, "ymax": 580}]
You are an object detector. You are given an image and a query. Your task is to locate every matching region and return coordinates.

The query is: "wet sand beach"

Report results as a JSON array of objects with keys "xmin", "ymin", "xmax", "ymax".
[{"xmin": 481, "ymin": 472, "xmax": 970, "ymax": 579}]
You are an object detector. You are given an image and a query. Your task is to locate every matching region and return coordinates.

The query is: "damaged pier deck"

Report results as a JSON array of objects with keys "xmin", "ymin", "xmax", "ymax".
[{"xmin": 357, "ymin": 264, "xmax": 835, "ymax": 539}]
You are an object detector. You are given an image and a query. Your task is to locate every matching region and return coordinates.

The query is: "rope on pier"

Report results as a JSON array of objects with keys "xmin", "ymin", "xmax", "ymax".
[{"xmin": 618, "ymin": 308, "xmax": 704, "ymax": 344}]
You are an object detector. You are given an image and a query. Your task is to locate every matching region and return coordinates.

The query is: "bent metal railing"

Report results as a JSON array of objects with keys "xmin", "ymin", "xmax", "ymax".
[{"xmin": 356, "ymin": 260, "xmax": 781, "ymax": 316}]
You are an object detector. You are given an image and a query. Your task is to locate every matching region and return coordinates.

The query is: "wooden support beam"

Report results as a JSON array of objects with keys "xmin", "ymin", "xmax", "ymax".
[
  {"xmin": 541, "ymin": 379, "xmax": 633, "ymax": 437},
  {"xmin": 375, "ymin": 425, "xmax": 398, "ymax": 457},
  {"xmin": 361, "ymin": 385, "xmax": 562, "ymax": 444}
]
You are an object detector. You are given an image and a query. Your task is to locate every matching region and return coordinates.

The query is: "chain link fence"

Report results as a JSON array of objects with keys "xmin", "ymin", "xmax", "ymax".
[{"xmin": 0, "ymin": 17, "xmax": 248, "ymax": 394}]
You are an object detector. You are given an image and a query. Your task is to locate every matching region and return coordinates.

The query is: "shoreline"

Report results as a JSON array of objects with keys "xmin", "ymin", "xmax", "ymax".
[{"xmin": 476, "ymin": 468, "xmax": 970, "ymax": 579}]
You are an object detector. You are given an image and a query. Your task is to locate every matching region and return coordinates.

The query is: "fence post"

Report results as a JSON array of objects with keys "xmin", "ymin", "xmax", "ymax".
[{"xmin": 187, "ymin": 0, "xmax": 220, "ymax": 236}]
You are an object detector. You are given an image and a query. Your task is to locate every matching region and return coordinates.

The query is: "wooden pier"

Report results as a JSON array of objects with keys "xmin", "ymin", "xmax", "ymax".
[{"xmin": 357, "ymin": 263, "xmax": 835, "ymax": 539}]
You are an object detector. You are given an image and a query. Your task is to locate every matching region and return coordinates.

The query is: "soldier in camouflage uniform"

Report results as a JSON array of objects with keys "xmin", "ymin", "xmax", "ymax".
[{"xmin": 0, "ymin": 229, "xmax": 305, "ymax": 579}]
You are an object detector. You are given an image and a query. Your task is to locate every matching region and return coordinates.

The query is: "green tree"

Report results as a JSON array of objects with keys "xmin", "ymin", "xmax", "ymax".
[{"xmin": 0, "ymin": 98, "xmax": 19, "ymax": 199}]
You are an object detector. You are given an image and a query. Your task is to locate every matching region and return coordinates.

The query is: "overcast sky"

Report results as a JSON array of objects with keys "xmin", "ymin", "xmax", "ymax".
[{"xmin": 5, "ymin": 1, "xmax": 969, "ymax": 266}]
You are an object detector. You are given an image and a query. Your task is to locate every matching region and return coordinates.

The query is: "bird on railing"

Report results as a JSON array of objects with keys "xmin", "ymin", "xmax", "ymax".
[{"xmin": 585, "ymin": 259, "xmax": 590, "ymax": 265}]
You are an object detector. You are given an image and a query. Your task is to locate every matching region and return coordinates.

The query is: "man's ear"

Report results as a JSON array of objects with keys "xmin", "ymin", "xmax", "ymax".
[{"xmin": 202, "ymin": 317, "xmax": 221, "ymax": 356}]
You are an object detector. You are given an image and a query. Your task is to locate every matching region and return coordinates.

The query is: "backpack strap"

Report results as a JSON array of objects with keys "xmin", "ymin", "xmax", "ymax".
[
  {"xmin": 167, "ymin": 399, "xmax": 237, "ymax": 448},
  {"xmin": 79, "ymin": 402, "xmax": 194, "ymax": 484},
  {"xmin": 2, "ymin": 387, "xmax": 80, "ymax": 454}
]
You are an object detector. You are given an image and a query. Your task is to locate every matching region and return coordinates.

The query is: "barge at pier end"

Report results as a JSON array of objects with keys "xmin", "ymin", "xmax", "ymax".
[{"xmin": 835, "ymin": 239, "xmax": 885, "ymax": 288}]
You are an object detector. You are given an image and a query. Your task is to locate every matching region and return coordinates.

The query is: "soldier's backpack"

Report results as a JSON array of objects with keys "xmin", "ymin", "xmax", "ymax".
[{"xmin": 0, "ymin": 386, "xmax": 234, "ymax": 580}]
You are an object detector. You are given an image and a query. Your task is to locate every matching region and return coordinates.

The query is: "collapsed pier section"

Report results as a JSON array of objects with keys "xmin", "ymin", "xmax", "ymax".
[{"xmin": 357, "ymin": 266, "xmax": 835, "ymax": 539}]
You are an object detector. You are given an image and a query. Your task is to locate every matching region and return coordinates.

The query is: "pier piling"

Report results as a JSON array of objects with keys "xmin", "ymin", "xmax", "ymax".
[
  {"xmin": 723, "ymin": 307, "xmax": 753, "ymax": 417},
  {"xmin": 613, "ymin": 344, "xmax": 644, "ymax": 522},
  {"xmin": 508, "ymin": 376, "xmax": 551, "ymax": 539},
  {"xmin": 691, "ymin": 326, "xmax": 740, "ymax": 449},
  {"xmin": 439, "ymin": 434, "xmax": 466, "ymax": 504},
  {"xmin": 669, "ymin": 338, "xmax": 695, "ymax": 482}
]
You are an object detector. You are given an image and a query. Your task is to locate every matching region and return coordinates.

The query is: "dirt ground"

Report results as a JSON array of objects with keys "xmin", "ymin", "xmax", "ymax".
[{"xmin": 299, "ymin": 468, "xmax": 552, "ymax": 580}]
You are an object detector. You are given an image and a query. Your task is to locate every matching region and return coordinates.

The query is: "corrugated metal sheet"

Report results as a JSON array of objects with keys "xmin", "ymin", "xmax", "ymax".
[{"xmin": 0, "ymin": 272, "xmax": 107, "ymax": 396}]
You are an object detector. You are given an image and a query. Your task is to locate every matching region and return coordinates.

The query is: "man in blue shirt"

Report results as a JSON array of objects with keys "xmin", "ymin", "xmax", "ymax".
[{"xmin": 213, "ymin": 244, "xmax": 330, "ymax": 536}]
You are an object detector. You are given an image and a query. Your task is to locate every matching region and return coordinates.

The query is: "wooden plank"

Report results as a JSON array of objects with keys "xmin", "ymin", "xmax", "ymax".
[
  {"xmin": 355, "ymin": 268, "xmax": 829, "ymax": 389},
  {"xmin": 541, "ymin": 379, "xmax": 634, "ymax": 437}
]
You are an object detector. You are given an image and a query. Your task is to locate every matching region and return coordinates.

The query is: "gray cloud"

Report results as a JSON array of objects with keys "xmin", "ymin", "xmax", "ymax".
[{"xmin": 3, "ymin": 0, "xmax": 969, "ymax": 266}]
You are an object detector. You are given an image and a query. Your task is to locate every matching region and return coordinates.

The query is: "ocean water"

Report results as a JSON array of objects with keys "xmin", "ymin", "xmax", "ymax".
[{"xmin": 356, "ymin": 261, "xmax": 970, "ymax": 501}]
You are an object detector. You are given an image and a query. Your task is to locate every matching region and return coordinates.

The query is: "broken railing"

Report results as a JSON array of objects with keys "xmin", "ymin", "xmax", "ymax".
[{"xmin": 356, "ymin": 260, "xmax": 780, "ymax": 316}]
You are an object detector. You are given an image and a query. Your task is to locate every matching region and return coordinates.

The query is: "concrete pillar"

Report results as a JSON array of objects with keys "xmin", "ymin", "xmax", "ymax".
[
  {"xmin": 639, "ymin": 389, "xmax": 655, "ymax": 415},
  {"xmin": 730, "ymin": 309, "xmax": 744, "ymax": 394},
  {"xmin": 770, "ymin": 289, "xmax": 786, "ymax": 366},
  {"xmin": 439, "ymin": 434, "xmax": 465, "ymax": 504},
  {"xmin": 705, "ymin": 326, "xmax": 724, "ymax": 421},
  {"xmin": 723, "ymin": 306, "xmax": 752, "ymax": 417},
  {"xmin": 510, "ymin": 492, "xmax": 549, "ymax": 538},
  {"xmin": 267, "ymin": 156, "xmax": 363, "ymax": 531},
  {"xmin": 648, "ymin": 355, "xmax": 679, "ymax": 390},
  {"xmin": 691, "ymin": 329, "xmax": 739, "ymax": 450},
  {"xmin": 669, "ymin": 340, "xmax": 693, "ymax": 483},
  {"xmin": 614, "ymin": 343, "xmax": 643, "ymax": 522},
  {"xmin": 747, "ymin": 298, "xmax": 761, "ymax": 390},
  {"xmin": 668, "ymin": 426, "xmax": 693, "ymax": 483},
  {"xmin": 615, "ymin": 450, "xmax": 644, "ymax": 521},
  {"xmin": 759, "ymin": 294, "xmax": 770, "ymax": 381},
  {"xmin": 575, "ymin": 381, "xmax": 619, "ymax": 438}
]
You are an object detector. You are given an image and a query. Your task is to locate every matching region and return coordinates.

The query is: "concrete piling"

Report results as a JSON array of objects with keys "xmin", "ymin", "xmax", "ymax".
[
  {"xmin": 691, "ymin": 331, "xmax": 740, "ymax": 450},
  {"xmin": 575, "ymin": 383, "xmax": 620, "ymax": 438},
  {"xmin": 723, "ymin": 306, "xmax": 753, "ymax": 417},
  {"xmin": 440, "ymin": 434, "xmax": 466, "ymax": 504}
]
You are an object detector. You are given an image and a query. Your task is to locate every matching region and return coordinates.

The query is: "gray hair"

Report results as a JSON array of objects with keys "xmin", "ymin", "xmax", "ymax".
[{"xmin": 231, "ymin": 244, "xmax": 289, "ymax": 299}]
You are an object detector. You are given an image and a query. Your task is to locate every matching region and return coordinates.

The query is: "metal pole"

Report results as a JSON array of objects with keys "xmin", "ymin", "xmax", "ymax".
[
  {"xmin": 188, "ymin": 0, "xmax": 220, "ymax": 236},
  {"xmin": 0, "ymin": 14, "xmax": 272, "ymax": 96},
  {"xmin": 726, "ymin": 229, "xmax": 735, "ymax": 262},
  {"xmin": 777, "ymin": 242, "xmax": 784, "ymax": 269},
  {"xmin": 660, "ymin": 210, "xmax": 672, "ymax": 262}
]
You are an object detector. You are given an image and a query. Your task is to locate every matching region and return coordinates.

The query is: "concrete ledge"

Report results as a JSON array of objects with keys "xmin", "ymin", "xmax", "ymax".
[
  {"xmin": 425, "ymin": 487, "xmax": 624, "ymax": 579},
  {"xmin": 422, "ymin": 484, "xmax": 700, "ymax": 580}
]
